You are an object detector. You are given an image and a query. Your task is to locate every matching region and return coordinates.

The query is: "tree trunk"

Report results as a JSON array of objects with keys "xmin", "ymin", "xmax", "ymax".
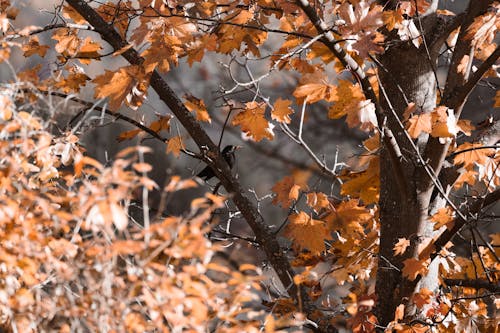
[{"xmin": 375, "ymin": 40, "xmax": 438, "ymax": 324}]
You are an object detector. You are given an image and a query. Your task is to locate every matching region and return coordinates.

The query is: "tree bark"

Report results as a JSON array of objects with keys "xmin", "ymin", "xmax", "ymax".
[{"xmin": 376, "ymin": 40, "xmax": 438, "ymax": 324}]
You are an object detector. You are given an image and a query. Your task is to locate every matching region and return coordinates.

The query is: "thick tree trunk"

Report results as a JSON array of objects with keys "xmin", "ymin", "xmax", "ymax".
[{"xmin": 375, "ymin": 42, "xmax": 438, "ymax": 324}]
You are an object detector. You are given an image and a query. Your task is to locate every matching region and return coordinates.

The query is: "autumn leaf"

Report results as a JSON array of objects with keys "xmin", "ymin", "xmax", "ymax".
[
  {"xmin": 272, "ymin": 175, "xmax": 301, "ymax": 208},
  {"xmin": 117, "ymin": 129, "xmax": 141, "ymax": 142},
  {"xmin": 284, "ymin": 211, "xmax": 330, "ymax": 254},
  {"xmin": 149, "ymin": 114, "xmax": 172, "ymax": 133},
  {"xmin": 184, "ymin": 94, "xmax": 211, "ymax": 123},
  {"xmin": 412, "ymin": 288, "xmax": 433, "ymax": 309},
  {"xmin": 142, "ymin": 34, "xmax": 183, "ymax": 73},
  {"xmin": 341, "ymin": 157, "xmax": 380, "ymax": 204},
  {"xmin": 93, "ymin": 66, "xmax": 149, "ymax": 111},
  {"xmin": 430, "ymin": 207, "xmax": 455, "ymax": 231},
  {"xmin": 430, "ymin": 106, "xmax": 458, "ymax": 138},
  {"xmin": 393, "ymin": 238, "xmax": 410, "ymax": 256},
  {"xmin": 453, "ymin": 142, "xmax": 495, "ymax": 169},
  {"xmin": 22, "ymin": 36, "xmax": 49, "ymax": 57},
  {"xmin": 271, "ymin": 98, "xmax": 293, "ymax": 124},
  {"xmin": 329, "ymin": 80, "xmax": 376, "ymax": 130},
  {"xmin": 52, "ymin": 28, "xmax": 80, "ymax": 57},
  {"xmin": 406, "ymin": 113, "xmax": 432, "ymax": 139},
  {"xmin": 167, "ymin": 136, "xmax": 183, "ymax": 158},
  {"xmin": 306, "ymin": 192, "xmax": 330, "ymax": 212},
  {"xmin": 54, "ymin": 71, "xmax": 90, "ymax": 93},
  {"xmin": 402, "ymin": 258, "xmax": 430, "ymax": 281},
  {"xmin": 232, "ymin": 101, "xmax": 274, "ymax": 142},
  {"xmin": 229, "ymin": 9, "xmax": 254, "ymax": 24}
]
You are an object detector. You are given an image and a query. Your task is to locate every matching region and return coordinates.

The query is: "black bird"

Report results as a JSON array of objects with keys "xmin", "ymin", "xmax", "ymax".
[{"xmin": 196, "ymin": 145, "xmax": 241, "ymax": 181}]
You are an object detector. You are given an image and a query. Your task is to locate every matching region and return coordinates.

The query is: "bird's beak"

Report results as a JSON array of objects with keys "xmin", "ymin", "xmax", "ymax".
[{"xmin": 234, "ymin": 145, "xmax": 243, "ymax": 150}]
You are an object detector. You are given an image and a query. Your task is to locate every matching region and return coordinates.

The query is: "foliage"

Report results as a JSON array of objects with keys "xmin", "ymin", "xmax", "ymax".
[{"xmin": 0, "ymin": 0, "xmax": 498, "ymax": 332}]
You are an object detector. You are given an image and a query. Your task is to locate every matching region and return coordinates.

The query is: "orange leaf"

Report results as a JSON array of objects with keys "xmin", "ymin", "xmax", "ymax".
[
  {"xmin": 293, "ymin": 82, "xmax": 336, "ymax": 104},
  {"xmin": 272, "ymin": 175, "xmax": 300, "ymax": 208},
  {"xmin": 272, "ymin": 98, "xmax": 293, "ymax": 124},
  {"xmin": 184, "ymin": 94, "xmax": 211, "ymax": 123},
  {"xmin": 232, "ymin": 101, "xmax": 274, "ymax": 141},
  {"xmin": 406, "ymin": 113, "xmax": 432, "ymax": 139},
  {"xmin": 341, "ymin": 157, "xmax": 380, "ymax": 204},
  {"xmin": 117, "ymin": 129, "xmax": 141, "ymax": 142},
  {"xmin": 306, "ymin": 192, "xmax": 330, "ymax": 212},
  {"xmin": 149, "ymin": 114, "xmax": 172, "ymax": 133},
  {"xmin": 22, "ymin": 36, "xmax": 49, "ymax": 57},
  {"xmin": 430, "ymin": 106, "xmax": 458, "ymax": 138},
  {"xmin": 412, "ymin": 288, "xmax": 433, "ymax": 308},
  {"xmin": 453, "ymin": 142, "xmax": 495, "ymax": 169},
  {"xmin": 166, "ymin": 136, "xmax": 183, "ymax": 158},
  {"xmin": 402, "ymin": 258, "xmax": 430, "ymax": 281},
  {"xmin": 393, "ymin": 238, "xmax": 410, "ymax": 256},
  {"xmin": 93, "ymin": 66, "xmax": 148, "ymax": 111},
  {"xmin": 430, "ymin": 207, "xmax": 455, "ymax": 231},
  {"xmin": 284, "ymin": 211, "xmax": 330, "ymax": 254}
]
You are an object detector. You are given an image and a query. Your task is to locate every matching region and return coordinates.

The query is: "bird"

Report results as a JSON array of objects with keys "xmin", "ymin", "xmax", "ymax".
[{"xmin": 196, "ymin": 145, "xmax": 241, "ymax": 181}]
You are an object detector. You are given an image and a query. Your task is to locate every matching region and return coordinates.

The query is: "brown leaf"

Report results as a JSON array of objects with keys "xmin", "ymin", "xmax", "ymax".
[
  {"xmin": 393, "ymin": 238, "xmax": 410, "ymax": 256},
  {"xmin": 184, "ymin": 94, "xmax": 211, "ymax": 123},
  {"xmin": 272, "ymin": 175, "xmax": 300, "ymax": 208},
  {"xmin": 166, "ymin": 136, "xmax": 183, "ymax": 158},
  {"xmin": 271, "ymin": 98, "xmax": 293, "ymax": 124},
  {"xmin": 232, "ymin": 101, "xmax": 274, "ymax": 141},
  {"xmin": 284, "ymin": 211, "xmax": 330, "ymax": 254}
]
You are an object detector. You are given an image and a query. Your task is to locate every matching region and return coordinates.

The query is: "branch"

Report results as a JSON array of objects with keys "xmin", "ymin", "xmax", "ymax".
[
  {"xmin": 432, "ymin": 188, "xmax": 500, "ymax": 262},
  {"xmin": 444, "ymin": 278, "xmax": 500, "ymax": 293},
  {"xmin": 448, "ymin": 145, "xmax": 499, "ymax": 160},
  {"xmin": 296, "ymin": 0, "xmax": 408, "ymax": 196},
  {"xmin": 420, "ymin": 0, "xmax": 495, "ymax": 191},
  {"xmin": 451, "ymin": 45, "xmax": 500, "ymax": 109},
  {"xmin": 65, "ymin": 0, "xmax": 306, "ymax": 307}
]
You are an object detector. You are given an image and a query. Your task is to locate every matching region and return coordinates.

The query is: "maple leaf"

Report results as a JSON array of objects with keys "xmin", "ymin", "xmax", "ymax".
[
  {"xmin": 430, "ymin": 106, "xmax": 458, "ymax": 138},
  {"xmin": 187, "ymin": 34, "xmax": 217, "ymax": 66},
  {"xmin": 232, "ymin": 101, "xmax": 274, "ymax": 142},
  {"xmin": 149, "ymin": 114, "xmax": 172, "ymax": 133},
  {"xmin": 412, "ymin": 288, "xmax": 433, "ymax": 309},
  {"xmin": 142, "ymin": 34, "xmax": 183, "ymax": 73},
  {"xmin": 229, "ymin": 9, "xmax": 254, "ymax": 24},
  {"xmin": 62, "ymin": 4, "xmax": 86, "ymax": 24},
  {"xmin": 272, "ymin": 175, "xmax": 300, "ymax": 208},
  {"xmin": 341, "ymin": 157, "xmax": 380, "ymax": 204},
  {"xmin": 430, "ymin": 207, "xmax": 455, "ymax": 231},
  {"xmin": 184, "ymin": 94, "xmax": 211, "ymax": 123},
  {"xmin": 22, "ymin": 36, "xmax": 49, "ymax": 57},
  {"xmin": 453, "ymin": 142, "xmax": 496, "ymax": 169},
  {"xmin": 393, "ymin": 238, "xmax": 410, "ymax": 256},
  {"xmin": 93, "ymin": 66, "xmax": 149, "ymax": 111},
  {"xmin": 54, "ymin": 71, "xmax": 90, "ymax": 93},
  {"xmin": 52, "ymin": 28, "xmax": 80, "ymax": 57},
  {"xmin": 74, "ymin": 37, "xmax": 102, "ymax": 64},
  {"xmin": 166, "ymin": 136, "xmax": 183, "ymax": 158},
  {"xmin": 117, "ymin": 129, "xmax": 141, "ymax": 142},
  {"xmin": 284, "ymin": 211, "xmax": 330, "ymax": 254},
  {"xmin": 293, "ymin": 82, "xmax": 336, "ymax": 104},
  {"xmin": 402, "ymin": 258, "xmax": 430, "ymax": 281},
  {"xmin": 406, "ymin": 113, "xmax": 432, "ymax": 139},
  {"xmin": 306, "ymin": 192, "xmax": 330, "ymax": 212},
  {"xmin": 329, "ymin": 80, "xmax": 376, "ymax": 130},
  {"xmin": 271, "ymin": 98, "xmax": 294, "ymax": 124},
  {"xmin": 329, "ymin": 199, "xmax": 374, "ymax": 238}
]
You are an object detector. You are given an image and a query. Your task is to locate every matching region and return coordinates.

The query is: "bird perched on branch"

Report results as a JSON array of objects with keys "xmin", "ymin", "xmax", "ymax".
[{"xmin": 196, "ymin": 145, "xmax": 241, "ymax": 181}]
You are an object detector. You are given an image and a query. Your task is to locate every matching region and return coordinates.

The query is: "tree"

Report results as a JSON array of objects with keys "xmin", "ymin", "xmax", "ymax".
[{"xmin": 0, "ymin": 0, "xmax": 498, "ymax": 332}]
